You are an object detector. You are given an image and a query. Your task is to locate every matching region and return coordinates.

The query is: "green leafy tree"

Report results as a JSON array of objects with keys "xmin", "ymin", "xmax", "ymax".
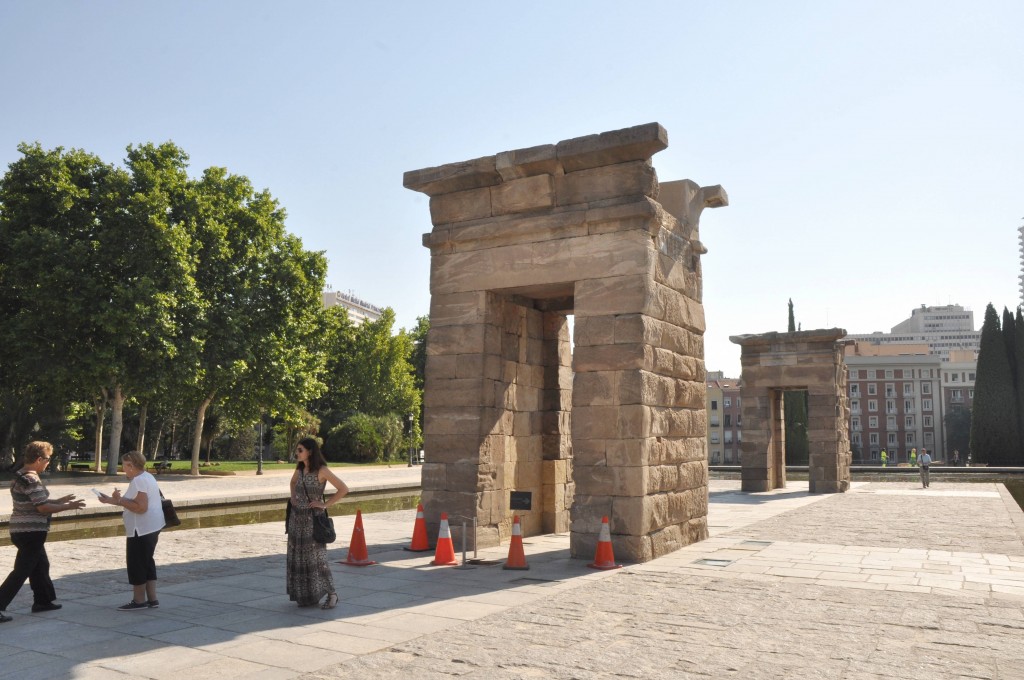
[
  {"xmin": 182, "ymin": 167, "xmax": 328, "ymax": 475},
  {"xmin": 971, "ymin": 304, "xmax": 1020, "ymax": 464},
  {"xmin": 784, "ymin": 299, "xmax": 809, "ymax": 464},
  {"xmin": 327, "ymin": 412, "xmax": 403, "ymax": 462}
]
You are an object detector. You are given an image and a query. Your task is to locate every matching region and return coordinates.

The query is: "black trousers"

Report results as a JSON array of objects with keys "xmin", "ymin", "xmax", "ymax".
[
  {"xmin": 0, "ymin": 531, "xmax": 56, "ymax": 610},
  {"xmin": 126, "ymin": 531, "xmax": 160, "ymax": 586}
]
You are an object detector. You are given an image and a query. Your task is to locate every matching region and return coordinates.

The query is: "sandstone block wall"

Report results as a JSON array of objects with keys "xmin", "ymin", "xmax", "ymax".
[{"xmin": 407, "ymin": 123, "xmax": 726, "ymax": 561}]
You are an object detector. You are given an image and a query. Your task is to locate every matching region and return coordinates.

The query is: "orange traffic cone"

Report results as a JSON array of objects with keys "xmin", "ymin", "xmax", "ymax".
[
  {"xmin": 431, "ymin": 512, "xmax": 459, "ymax": 566},
  {"xmin": 404, "ymin": 503, "xmax": 430, "ymax": 552},
  {"xmin": 588, "ymin": 516, "xmax": 622, "ymax": 570},
  {"xmin": 343, "ymin": 509, "xmax": 377, "ymax": 566},
  {"xmin": 502, "ymin": 515, "xmax": 529, "ymax": 570}
]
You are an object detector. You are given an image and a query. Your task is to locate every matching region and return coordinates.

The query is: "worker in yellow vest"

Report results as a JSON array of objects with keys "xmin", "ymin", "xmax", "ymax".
[
  {"xmin": 880, "ymin": 449, "xmax": 887, "ymax": 467},
  {"xmin": 910, "ymin": 448, "xmax": 917, "ymax": 466}
]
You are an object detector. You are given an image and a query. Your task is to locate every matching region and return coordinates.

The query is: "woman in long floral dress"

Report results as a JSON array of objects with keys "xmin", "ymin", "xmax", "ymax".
[{"xmin": 286, "ymin": 438, "xmax": 349, "ymax": 608}]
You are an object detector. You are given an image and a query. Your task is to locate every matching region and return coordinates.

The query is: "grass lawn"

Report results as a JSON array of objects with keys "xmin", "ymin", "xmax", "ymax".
[{"xmin": 49, "ymin": 459, "xmax": 402, "ymax": 477}]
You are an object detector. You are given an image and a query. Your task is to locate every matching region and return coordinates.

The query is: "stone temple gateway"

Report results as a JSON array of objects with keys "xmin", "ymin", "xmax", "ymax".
[{"xmin": 404, "ymin": 123, "xmax": 727, "ymax": 563}]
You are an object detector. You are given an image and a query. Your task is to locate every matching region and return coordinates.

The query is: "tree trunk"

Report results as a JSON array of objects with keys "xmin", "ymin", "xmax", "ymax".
[
  {"xmin": 136, "ymin": 403, "xmax": 148, "ymax": 454},
  {"xmin": 148, "ymin": 417, "xmax": 165, "ymax": 460},
  {"xmin": 190, "ymin": 393, "xmax": 215, "ymax": 476},
  {"xmin": 107, "ymin": 385, "xmax": 125, "ymax": 475},
  {"xmin": 93, "ymin": 390, "xmax": 107, "ymax": 473}
]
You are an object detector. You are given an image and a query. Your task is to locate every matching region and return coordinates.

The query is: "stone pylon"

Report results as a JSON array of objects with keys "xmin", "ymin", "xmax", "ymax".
[{"xmin": 405, "ymin": 123, "xmax": 727, "ymax": 562}]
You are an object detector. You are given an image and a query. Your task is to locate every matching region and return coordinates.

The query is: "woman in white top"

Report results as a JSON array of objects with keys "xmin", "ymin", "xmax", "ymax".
[{"xmin": 99, "ymin": 451, "xmax": 166, "ymax": 611}]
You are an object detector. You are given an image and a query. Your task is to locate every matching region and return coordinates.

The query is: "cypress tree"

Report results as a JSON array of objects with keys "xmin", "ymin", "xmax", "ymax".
[
  {"xmin": 1003, "ymin": 307, "xmax": 1017, "ymax": 387},
  {"xmin": 971, "ymin": 304, "xmax": 1020, "ymax": 465},
  {"xmin": 1016, "ymin": 308, "xmax": 1024, "ymax": 465},
  {"xmin": 784, "ymin": 299, "xmax": 809, "ymax": 464}
]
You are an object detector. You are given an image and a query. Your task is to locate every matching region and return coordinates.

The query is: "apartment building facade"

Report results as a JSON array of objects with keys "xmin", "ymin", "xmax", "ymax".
[
  {"xmin": 845, "ymin": 343, "xmax": 949, "ymax": 463},
  {"xmin": 706, "ymin": 371, "xmax": 742, "ymax": 464}
]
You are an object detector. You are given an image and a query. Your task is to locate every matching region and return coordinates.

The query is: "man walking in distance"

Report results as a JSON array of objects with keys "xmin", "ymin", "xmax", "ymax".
[{"xmin": 919, "ymin": 448, "xmax": 932, "ymax": 488}]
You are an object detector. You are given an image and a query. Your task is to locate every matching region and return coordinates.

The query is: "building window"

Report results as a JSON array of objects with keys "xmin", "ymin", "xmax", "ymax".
[
  {"xmin": 869, "ymin": 416, "xmax": 878, "ymax": 428},
  {"xmin": 869, "ymin": 433, "xmax": 879, "ymax": 445},
  {"xmin": 885, "ymin": 384, "xmax": 895, "ymax": 398},
  {"xmin": 725, "ymin": 431, "xmax": 733, "ymax": 443},
  {"xmin": 923, "ymin": 415, "xmax": 932, "ymax": 427},
  {"xmin": 710, "ymin": 432, "xmax": 720, "ymax": 443},
  {"xmin": 906, "ymin": 432, "xmax": 915, "ymax": 445},
  {"xmin": 851, "ymin": 399, "xmax": 860, "ymax": 414},
  {"xmin": 724, "ymin": 397, "xmax": 731, "ymax": 408},
  {"xmin": 885, "ymin": 369, "xmax": 894, "ymax": 379},
  {"xmin": 868, "ymin": 400, "xmax": 878, "ymax": 412},
  {"xmin": 885, "ymin": 399, "xmax": 896, "ymax": 414},
  {"xmin": 853, "ymin": 433, "xmax": 862, "ymax": 446},
  {"xmin": 903, "ymin": 383, "xmax": 913, "ymax": 395},
  {"xmin": 904, "ymin": 399, "xmax": 914, "ymax": 413},
  {"xmin": 888, "ymin": 433, "xmax": 897, "ymax": 446},
  {"xmin": 868, "ymin": 370, "xmax": 877, "ymax": 380},
  {"xmin": 852, "ymin": 416, "xmax": 861, "ymax": 430},
  {"xmin": 849, "ymin": 369, "xmax": 859, "ymax": 380},
  {"xmin": 711, "ymin": 450, "xmax": 721, "ymax": 464},
  {"xmin": 850, "ymin": 384, "xmax": 860, "ymax": 396},
  {"xmin": 951, "ymin": 373, "xmax": 959, "ymax": 382},
  {"xmin": 969, "ymin": 372, "xmax": 976, "ymax": 381},
  {"xmin": 951, "ymin": 389, "xmax": 963, "ymax": 402},
  {"xmin": 868, "ymin": 384, "xmax": 877, "ymax": 396},
  {"xmin": 922, "ymin": 382, "xmax": 931, "ymax": 394},
  {"xmin": 924, "ymin": 432, "xmax": 933, "ymax": 445},
  {"xmin": 886, "ymin": 416, "xmax": 896, "ymax": 430},
  {"xmin": 923, "ymin": 399, "xmax": 933, "ymax": 411},
  {"xmin": 968, "ymin": 389, "xmax": 974, "ymax": 399},
  {"xmin": 725, "ymin": 414, "xmax": 731, "ymax": 426},
  {"xmin": 905, "ymin": 415, "xmax": 915, "ymax": 428},
  {"xmin": 711, "ymin": 400, "xmax": 718, "ymax": 411}
]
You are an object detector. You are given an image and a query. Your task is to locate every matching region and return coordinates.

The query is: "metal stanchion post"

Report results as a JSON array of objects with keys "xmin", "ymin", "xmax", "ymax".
[{"xmin": 455, "ymin": 520, "xmax": 476, "ymax": 569}]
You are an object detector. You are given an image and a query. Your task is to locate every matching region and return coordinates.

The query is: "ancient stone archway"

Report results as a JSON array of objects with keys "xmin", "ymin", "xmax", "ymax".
[
  {"xmin": 729, "ymin": 329, "xmax": 852, "ymax": 493},
  {"xmin": 404, "ymin": 123, "xmax": 727, "ymax": 562}
]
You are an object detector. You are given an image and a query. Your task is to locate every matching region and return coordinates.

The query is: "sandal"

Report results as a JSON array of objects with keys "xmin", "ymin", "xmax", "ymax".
[{"xmin": 321, "ymin": 592, "xmax": 338, "ymax": 610}]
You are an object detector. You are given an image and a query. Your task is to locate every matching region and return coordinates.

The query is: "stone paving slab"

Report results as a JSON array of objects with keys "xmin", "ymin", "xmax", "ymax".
[{"xmin": 1, "ymin": 478, "xmax": 1023, "ymax": 678}]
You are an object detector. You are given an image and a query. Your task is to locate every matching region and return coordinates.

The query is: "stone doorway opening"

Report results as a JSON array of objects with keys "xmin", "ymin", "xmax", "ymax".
[{"xmin": 406, "ymin": 123, "xmax": 727, "ymax": 562}]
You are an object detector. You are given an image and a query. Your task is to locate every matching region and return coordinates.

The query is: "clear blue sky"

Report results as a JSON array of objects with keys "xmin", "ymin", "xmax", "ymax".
[{"xmin": 2, "ymin": 1, "xmax": 1022, "ymax": 377}]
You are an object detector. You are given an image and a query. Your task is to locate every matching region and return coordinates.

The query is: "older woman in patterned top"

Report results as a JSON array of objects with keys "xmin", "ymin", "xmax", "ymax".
[{"xmin": 0, "ymin": 441, "xmax": 86, "ymax": 623}]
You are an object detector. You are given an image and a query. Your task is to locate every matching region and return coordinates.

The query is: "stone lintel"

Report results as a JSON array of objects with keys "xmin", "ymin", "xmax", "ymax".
[
  {"xmin": 730, "ymin": 328, "xmax": 848, "ymax": 347},
  {"xmin": 556, "ymin": 122, "xmax": 668, "ymax": 173},
  {"xmin": 406, "ymin": 123, "xmax": 668, "ymax": 198}
]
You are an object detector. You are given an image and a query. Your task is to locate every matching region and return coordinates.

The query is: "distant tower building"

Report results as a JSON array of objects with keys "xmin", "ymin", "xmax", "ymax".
[
  {"xmin": 1019, "ymin": 223, "xmax": 1024, "ymax": 308},
  {"xmin": 847, "ymin": 304, "xmax": 979, "ymax": 362},
  {"xmin": 322, "ymin": 288, "xmax": 383, "ymax": 325}
]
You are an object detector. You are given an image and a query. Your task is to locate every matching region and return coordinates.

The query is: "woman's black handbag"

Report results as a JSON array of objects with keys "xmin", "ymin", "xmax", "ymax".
[
  {"xmin": 301, "ymin": 476, "xmax": 336, "ymax": 544},
  {"xmin": 312, "ymin": 510, "xmax": 336, "ymax": 544},
  {"xmin": 159, "ymin": 491, "xmax": 182, "ymax": 528}
]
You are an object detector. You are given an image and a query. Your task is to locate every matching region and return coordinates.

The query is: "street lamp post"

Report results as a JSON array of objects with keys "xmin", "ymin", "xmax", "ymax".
[{"xmin": 257, "ymin": 418, "xmax": 264, "ymax": 475}]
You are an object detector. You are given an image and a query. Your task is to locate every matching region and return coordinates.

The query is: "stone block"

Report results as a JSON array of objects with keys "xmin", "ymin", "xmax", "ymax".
[
  {"xmin": 424, "ymin": 378, "xmax": 486, "ymax": 408},
  {"xmin": 649, "ymin": 524, "xmax": 685, "ymax": 559},
  {"xmin": 575, "ymin": 275, "xmax": 653, "ymax": 318},
  {"xmin": 430, "ymin": 187, "xmax": 492, "ymax": 225},
  {"xmin": 495, "ymin": 144, "xmax": 559, "ymax": 181},
  {"xmin": 420, "ymin": 462, "xmax": 447, "ymax": 490},
  {"xmin": 404, "ymin": 154, "xmax": 501, "ymax": 196},
  {"xmin": 425, "ymin": 354, "xmax": 458, "ymax": 381},
  {"xmin": 573, "ymin": 371, "xmax": 618, "ymax": 406},
  {"xmin": 429, "ymin": 291, "xmax": 489, "ymax": 327},
  {"xmin": 573, "ymin": 344, "xmax": 650, "ymax": 374},
  {"xmin": 571, "ymin": 405, "xmax": 621, "ymax": 440},
  {"xmin": 542, "ymin": 459, "xmax": 569, "ymax": 485},
  {"xmin": 424, "ymin": 408, "xmax": 482, "ymax": 436},
  {"xmin": 491, "ymin": 174, "xmax": 555, "ymax": 216},
  {"xmin": 574, "ymin": 316, "xmax": 616, "ymax": 347},
  {"xmin": 427, "ymin": 324, "xmax": 486, "ymax": 356},
  {"xmin": 557, "ymin": 160, "xmax": 659, "ymax": 205},
  {"xmin": 515, "ymin": 463, "xmax": 542, "ymax": 490},
  {"xmin": 570, "ymin": 495, "xmax": 614, "ymax": 534},
  {"xmin": 555, "ymin": 122, "xmax": 668, "ymax": 173}
]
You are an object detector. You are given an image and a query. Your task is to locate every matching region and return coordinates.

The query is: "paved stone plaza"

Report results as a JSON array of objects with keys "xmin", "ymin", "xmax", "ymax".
[{"xmin": 1, "ymin": 472, "xmax": 1023, "ymax": 679}]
